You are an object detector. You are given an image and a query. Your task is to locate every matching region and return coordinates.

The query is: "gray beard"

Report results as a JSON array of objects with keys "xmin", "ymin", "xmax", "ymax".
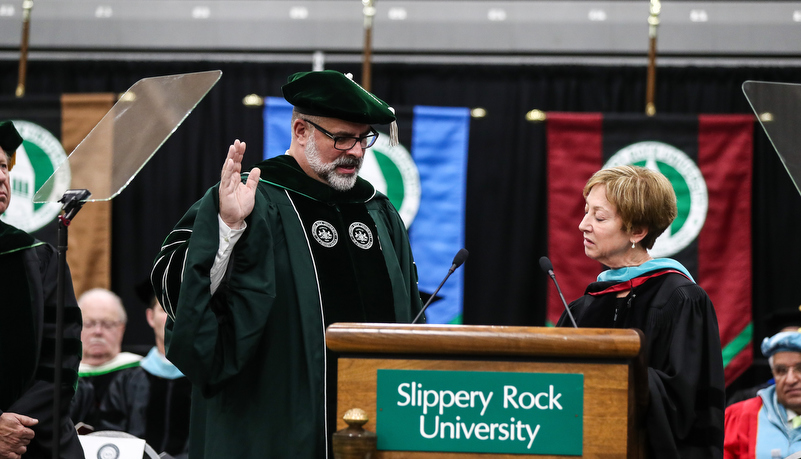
[{"xmin": 305, "ymin": 134, "xmax": 362, "ymax": 191}]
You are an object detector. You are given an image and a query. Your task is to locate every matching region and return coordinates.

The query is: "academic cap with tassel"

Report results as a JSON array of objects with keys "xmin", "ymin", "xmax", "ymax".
[{"xmin": 282, "ymin": 70, "xmax": 399, "ymax": 146}]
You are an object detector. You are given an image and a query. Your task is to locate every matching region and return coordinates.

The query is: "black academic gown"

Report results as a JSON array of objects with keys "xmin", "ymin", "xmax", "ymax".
[
  {"xmin": 557, "ymin": 268, "xmax": 725, "ymax": 459},
  {"xmin": 97, "ymin": 364, "xmax": 191, "ymax": 458},
  {"xmin": 0, "ymin": 221, "xmax": 84, "ymax": 459},
  {"xmin": 151, "ymin": 155, "xmax": 422, "ymax": 459}
]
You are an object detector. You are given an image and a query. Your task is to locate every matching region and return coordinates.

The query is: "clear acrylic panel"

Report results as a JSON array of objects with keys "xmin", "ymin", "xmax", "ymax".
[
  {"xmin": 33, "ymin": 70, "xmax": 222, "ymax": 203},
  {"xmin": 743, "ymin": 80, "xmax": 801, "ymax": 197}
]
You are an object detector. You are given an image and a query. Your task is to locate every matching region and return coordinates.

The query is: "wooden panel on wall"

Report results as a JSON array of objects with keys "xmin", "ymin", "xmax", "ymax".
[{"xmin": 61, "ymin": 93, "xmax": 116, "ymax": 296}]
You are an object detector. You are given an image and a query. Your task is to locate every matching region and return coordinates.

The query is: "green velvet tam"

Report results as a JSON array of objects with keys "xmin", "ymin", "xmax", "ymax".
[
  {"xmin": 0, "ymin": 121, "xmax": 23, "ymax": 155},
  {"xmin": 282, "ymin": 70, "xmax": 396, "ymax": 125}
]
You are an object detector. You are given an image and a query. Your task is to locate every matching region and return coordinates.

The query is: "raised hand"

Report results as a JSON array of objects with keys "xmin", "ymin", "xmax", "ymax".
[
  {"xmin": 218, "ymin": 140, "xmax": 261, "ymax": 229},
  {"xmin": 0, "ymin": 412, "xmax": 37, "ymax": 459}
]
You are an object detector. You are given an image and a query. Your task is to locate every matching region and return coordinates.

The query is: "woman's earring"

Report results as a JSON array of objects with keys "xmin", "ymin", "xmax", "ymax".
[{"xmin": 631, "ymin": 241, "xmax": 636, "ymax": 249}]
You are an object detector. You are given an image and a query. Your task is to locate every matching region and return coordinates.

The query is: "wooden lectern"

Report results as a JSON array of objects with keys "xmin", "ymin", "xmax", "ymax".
[{"xmin": 327, "ymin": 323, "xmax": 647, "ymax": 459}]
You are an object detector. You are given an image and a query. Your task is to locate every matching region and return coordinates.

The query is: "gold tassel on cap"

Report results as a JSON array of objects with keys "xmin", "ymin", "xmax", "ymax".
[{"xmin": 389, "ymin": 107, "xmax": 399, "ymax": 146}]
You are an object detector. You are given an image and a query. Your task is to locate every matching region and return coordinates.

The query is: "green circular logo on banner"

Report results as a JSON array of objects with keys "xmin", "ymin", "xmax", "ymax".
[
  {"xmin": 605, "ymin": 141, "xmax": 708, "ymax": 258},
  {"xmin": 0, "ymin": 120, "xmax": 70, "ymax": 233},
  {"xmin": 360, "ymin": 133, "xmax": 421, "ymax": 228}
]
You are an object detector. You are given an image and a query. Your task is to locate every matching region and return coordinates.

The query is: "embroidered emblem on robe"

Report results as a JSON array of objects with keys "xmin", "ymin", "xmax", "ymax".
[
  {"xmin": 312, "ymin": 220, "xmax": 338, "ymax": 247},
  {"xmin": 349, "ymin": 222, "xmax": 374, "ymax": 249}
]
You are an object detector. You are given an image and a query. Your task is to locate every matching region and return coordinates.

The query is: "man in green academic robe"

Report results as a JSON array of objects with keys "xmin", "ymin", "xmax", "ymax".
[
  {"xmin": 151, "ymin": 70, "xmax": 423, "ymax": 458},
  {"xmin": 0, "ymin": 120, "xmax": 84, "ymax": 459}
]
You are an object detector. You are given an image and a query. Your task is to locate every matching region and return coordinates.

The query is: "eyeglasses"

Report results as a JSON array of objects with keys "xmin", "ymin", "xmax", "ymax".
[
  {"xmin": 303, "ymin": 119, "xmax": 378, "ymax": 151},
  {"xmin": 83, "ymin": 320, "xmax": 123, "ymax": 330},
  {"xmin": 774, "ymin": 363, "xmax": 801, "ymax": 378}
]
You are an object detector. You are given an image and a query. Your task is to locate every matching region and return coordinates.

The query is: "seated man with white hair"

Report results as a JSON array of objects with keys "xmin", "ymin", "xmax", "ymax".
[
  {"xmin": 70, "ymin": 288, "xmax": 142, "ymax": 428},
  {"xmin": 725, "ymin": 331, "xmax": 801, "ymax": 458}
]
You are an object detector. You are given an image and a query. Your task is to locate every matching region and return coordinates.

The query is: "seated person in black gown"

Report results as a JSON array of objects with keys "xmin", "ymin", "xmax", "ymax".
[
  {"xmin": 97, "ymin": 293, "xmax": 190, "ymax": 458},
  {"xmin": 70, "ymin": 288, "xmax": 141, "ymax": 428}
]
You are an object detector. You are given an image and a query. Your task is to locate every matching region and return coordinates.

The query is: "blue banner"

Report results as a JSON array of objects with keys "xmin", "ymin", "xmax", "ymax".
[
  {"xmin": 410, "ymin": 106, "xmax": 470, "ymax": 324},
  {"xmin": 263, "ymin": 97, "xmax": 293, "ymax": 159}
]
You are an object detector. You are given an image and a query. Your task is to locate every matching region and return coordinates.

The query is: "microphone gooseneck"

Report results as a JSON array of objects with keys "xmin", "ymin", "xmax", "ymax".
[
  {"xmin": 539, "ymin": 256, "xmax": 578, "ymax": 328},
  {"xmin": 412, "ymin": 248, "xmax": 469, "ymax": 324}
]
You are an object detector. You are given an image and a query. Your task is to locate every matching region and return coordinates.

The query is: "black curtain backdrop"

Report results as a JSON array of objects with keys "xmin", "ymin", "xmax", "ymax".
[{"xmin": 3, "ymin": 60, "xmax": 800, "ymax": 388}]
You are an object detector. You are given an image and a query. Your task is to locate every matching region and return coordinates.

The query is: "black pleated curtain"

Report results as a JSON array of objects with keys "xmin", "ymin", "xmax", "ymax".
[{"xmin": 2, "ymin": 59, "xmax": 799, "ymax": 389}]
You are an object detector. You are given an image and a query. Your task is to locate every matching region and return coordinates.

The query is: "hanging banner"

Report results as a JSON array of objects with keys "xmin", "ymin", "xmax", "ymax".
[
  {"xmin": 263, "ymin": 97, "xmax": 293, "ymax": 159},
  {"xmin": 409, "ymin": 106, "xmax": 469, "ymax": 324},
  {"xmin": 546, "ymin": 113, "xmax": 754, "ymax": 384}
]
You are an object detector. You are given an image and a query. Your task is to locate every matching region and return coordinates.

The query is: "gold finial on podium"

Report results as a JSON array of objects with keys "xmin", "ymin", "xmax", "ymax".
[
  {"xmin": 333, "ymin": 408, "xmax": 377, "ymax": 459},
  {"xmin": 343, "ymin": 408, "xmax": 369, "ymax": 426}
]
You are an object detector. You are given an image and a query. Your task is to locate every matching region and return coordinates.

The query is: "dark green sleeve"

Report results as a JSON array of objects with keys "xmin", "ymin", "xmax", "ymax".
[
  {"xmin": 154, "ymin": 183, "xmax": 278, "ymax": 396},
  {"xmin": 152, "ymin": 193, "xmax": 206, "ymax": 321}
]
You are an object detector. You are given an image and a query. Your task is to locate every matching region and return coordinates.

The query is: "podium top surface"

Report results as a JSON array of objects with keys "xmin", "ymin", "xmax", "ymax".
[{"xmin": 326, "ymin": 323, "xmax": 642, "ymax": 359}]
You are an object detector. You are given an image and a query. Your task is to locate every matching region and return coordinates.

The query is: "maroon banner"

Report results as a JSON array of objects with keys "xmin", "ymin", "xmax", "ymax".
[
  {"xmin": 545, "ymin": 113, "xmax": 754, "ymax": 385},
  {"xmin": 545, "ymin": 113, "xmax": 604, "ymax": 325}
]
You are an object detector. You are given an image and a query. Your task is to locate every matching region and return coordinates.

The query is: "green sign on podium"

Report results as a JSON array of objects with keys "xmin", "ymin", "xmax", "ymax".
[{"xmin": 376, "ymin": 369, "xmax": 584, "ymax": 455}]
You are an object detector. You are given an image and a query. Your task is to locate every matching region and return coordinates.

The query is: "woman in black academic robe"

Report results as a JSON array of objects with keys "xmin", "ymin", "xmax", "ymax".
[{"xmin": 557, "ymin": 165, "xmax": 725, "ymax": 459}]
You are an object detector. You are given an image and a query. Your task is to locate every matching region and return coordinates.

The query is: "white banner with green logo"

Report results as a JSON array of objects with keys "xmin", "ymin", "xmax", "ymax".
[{"xmin": 0, "ymin": 120, "xmax": 69, "ymax": 233}]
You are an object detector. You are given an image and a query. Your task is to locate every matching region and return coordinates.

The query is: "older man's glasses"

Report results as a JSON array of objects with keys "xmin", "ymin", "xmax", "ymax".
[
  {"xmin": 83, "ymin": 320, "xmax": 123, "ymax": 330},
  {"xmin": 774, "ymin": 363, "xmax": 801, "ymax": 378},
  {"xmin": 304, "ymin": 119, "xmax": 378, "ymax": 151}
]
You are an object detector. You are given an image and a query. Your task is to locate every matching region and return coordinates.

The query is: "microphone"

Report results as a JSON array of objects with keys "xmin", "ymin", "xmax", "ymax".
[
  {"xmin": 412, "ymin": 248, "xmax": 469, "ymax": 324},
  {"xmin": 539, "ymin": 256, "xmax": 578, "ymax": 328}
]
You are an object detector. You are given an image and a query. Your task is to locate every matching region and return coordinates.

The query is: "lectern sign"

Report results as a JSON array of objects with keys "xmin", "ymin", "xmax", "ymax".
[{"xmin": 376, "ymin": 369, "xmax": 583, "ymax": 455}]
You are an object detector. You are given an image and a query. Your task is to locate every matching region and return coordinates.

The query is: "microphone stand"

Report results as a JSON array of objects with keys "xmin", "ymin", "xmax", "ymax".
[
  {"xmin": 53, "ymin": 189, "xmax": 90, "ymax": 459},
  {"xmin": 412, "ymin": 249, "xmax": 469, "ymax": 324},
  {"xmin": 412, "ymin": 267, "xmax": 455, "ymax": 324},
  {"xmin": 539, "ymin": 256, "xmax": 578, "ymax": 328}
]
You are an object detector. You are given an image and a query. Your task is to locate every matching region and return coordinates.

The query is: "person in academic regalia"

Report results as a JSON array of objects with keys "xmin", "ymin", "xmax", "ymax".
[
  {"xmin": 557, "ymin": 165, "xmax": 725, "ymax": 459},
  {"xmin": 0, "ymin": 120, "xmax": 84, "ymax": 459},
  {"xmin": 97, "ymin": 293, "xmax": 190, "ymax": 458},
  {"xmin": 70, "ymin": 288, "xmax": 142, "ymax": 428},
  {"xmin": 725, "ymin": 331, "xmax": 801, "ymax": 459},
  {"xmin": 151, "ymin": 70, "xmax": 422, "ymax": 459},
  {"xmin": 726, "ymin": 309, "xmax": 801, "ymax": 407}
]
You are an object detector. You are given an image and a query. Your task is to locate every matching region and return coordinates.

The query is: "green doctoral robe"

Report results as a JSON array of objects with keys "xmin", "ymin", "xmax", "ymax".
[
  {"xmin": 0, "ymin": 221, "xmax": 84, "ymax": 458},
  {"xmin": 152, "ymin": 155, "xmax": 422, "ymax": 458}
]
